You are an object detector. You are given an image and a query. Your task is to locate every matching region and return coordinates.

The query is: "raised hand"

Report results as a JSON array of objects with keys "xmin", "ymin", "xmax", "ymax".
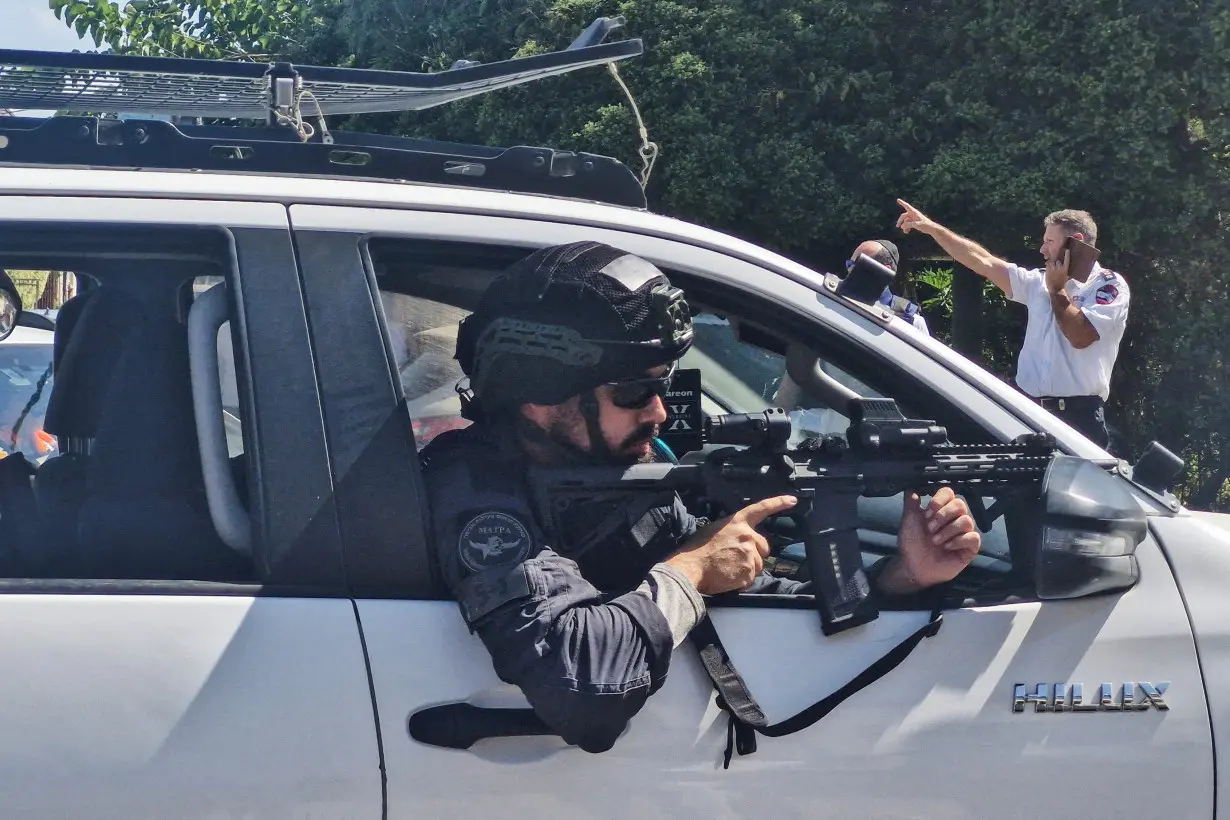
[
  {"xmin": 889, "ymin": 487, "xmax": 981, "ymax": 591},
  {"xmin": 896, "ymin": 199, "xmax": 938, "ymax": 236}
]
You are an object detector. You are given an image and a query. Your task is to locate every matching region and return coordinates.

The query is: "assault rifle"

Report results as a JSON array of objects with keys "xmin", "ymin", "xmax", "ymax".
[{"xmin": 528, "ymin": 397, "xmax": 1060, "ymax": 636}]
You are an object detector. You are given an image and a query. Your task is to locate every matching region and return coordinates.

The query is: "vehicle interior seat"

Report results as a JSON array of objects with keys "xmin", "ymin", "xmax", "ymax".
[
  {"xmin": 35, "ymin": 287, "xmax": 121, "ymax": 575},
  {"xmin": 36, "ymin": 276, "xmax": 251, "ymax": 581}
]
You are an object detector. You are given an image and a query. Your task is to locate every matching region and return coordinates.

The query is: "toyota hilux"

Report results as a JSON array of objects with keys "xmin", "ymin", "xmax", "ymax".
[{"xmin": 0, "ymin": 21, "xmax": 1226, "ymax": 820}]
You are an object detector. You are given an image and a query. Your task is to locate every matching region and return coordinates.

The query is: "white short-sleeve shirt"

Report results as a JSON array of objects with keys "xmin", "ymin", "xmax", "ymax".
[{"xmin": 1007, "ymin": 261, "xmax": 1130, "ymax": 401}]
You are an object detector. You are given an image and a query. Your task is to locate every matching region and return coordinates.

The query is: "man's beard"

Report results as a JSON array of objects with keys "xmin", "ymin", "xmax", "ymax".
[
  {"xmin": 620, "ymin": 423, "xmax": 661, "ymax": 464},
  {"xmin": 556, "ymin": 419, "xmax": 659, "ymax": 466},
  {"xmin": 516, "ymin": 415, "xmax": 659, "ymax": 466}
]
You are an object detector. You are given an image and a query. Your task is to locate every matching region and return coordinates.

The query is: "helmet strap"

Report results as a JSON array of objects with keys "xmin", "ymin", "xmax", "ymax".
[
  {"xmin": 578, "ymin": 389, "xmax": 614, "ymax": 462},
  {"xmin": 509, "ymin": 389, "xmax": 611, "ymax": 467}
]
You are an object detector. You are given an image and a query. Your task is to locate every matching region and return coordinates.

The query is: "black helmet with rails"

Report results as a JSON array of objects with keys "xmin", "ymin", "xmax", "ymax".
[{"xmin": 455, "ymin": 241, "xmax": 694, "ymax": 421}]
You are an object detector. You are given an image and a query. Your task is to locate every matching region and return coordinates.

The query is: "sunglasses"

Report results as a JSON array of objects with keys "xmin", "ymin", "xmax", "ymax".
[{"xmin": 606, "ymin": 361, "xmax": 678, "ymax": 410}]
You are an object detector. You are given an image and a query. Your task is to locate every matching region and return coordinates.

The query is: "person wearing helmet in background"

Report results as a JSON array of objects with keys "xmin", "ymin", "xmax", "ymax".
[{"xmin": 419, "ymin": 241, "xmax": 980, "ymax": 754}]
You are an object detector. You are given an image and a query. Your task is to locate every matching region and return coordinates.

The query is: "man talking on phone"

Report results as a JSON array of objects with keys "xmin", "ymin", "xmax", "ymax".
[{"xmin": 894, "ymin": 202, "xmax": 1129, "ymax": 449}]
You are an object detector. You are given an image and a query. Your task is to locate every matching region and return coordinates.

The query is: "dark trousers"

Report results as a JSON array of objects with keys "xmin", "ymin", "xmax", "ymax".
[{"xmin": 1031, "ymin": 395, "xmax": 1110, "ymax": 449}]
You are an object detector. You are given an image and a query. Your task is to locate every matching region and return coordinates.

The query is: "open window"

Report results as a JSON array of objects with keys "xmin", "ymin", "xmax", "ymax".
[
  {"xmin": 366, "ymin": 239, "xmax": 528, "ymax": 447},
  {"xmin": 366, "ymin": 238, "xmax": 1038, "ymax": 607}
]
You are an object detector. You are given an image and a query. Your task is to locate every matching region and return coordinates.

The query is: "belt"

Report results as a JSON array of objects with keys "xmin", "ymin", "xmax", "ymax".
[{"xmin": 1033, "ymin": 395, "xmax": 1102, "ymax": 412}]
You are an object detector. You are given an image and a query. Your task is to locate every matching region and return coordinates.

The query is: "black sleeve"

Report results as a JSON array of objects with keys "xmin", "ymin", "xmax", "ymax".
[
  {"xmin": 421, "ymin": 431, "xmax": 678, "ymax": 753},
  {"xmin": 743, "ymin": 573, "xmax": 809, "ymax": 595},
  {"xmin": 865, "ymin": 555, "xmax": 945, "ymax": 609}
]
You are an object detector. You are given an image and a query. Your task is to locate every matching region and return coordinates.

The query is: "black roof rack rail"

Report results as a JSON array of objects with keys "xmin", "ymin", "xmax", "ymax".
[
  {"xmin": 0, "ymin": 17, "xmax": 648, "ymax": 208},
  {"xmin": 0, "ymin": 16, "xmax": 641, "ymax": 118},
  {"xmin": 0, "ymin": 114, "xmax": 648, "ymax": 208}
]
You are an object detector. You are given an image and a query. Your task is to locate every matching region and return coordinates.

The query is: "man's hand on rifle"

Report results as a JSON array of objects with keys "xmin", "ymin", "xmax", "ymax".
[
  {"xmin": 666, "ymin": 495, "xmax": 799, "ymax": 595},
  {"xmin": 878, "ymin": 487, "xmax": 981, "ymax": 596}
]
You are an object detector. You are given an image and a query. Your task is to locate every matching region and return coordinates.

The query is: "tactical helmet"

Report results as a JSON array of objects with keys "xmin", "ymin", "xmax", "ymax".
[{"xmin": 455, "ymin": 241, "xmax": 693, "ymax": 418}]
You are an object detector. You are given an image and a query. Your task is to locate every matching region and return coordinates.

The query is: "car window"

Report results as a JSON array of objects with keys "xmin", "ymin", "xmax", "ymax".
[
  {"xmin": 379, "ymin": 290, "xmax": 472, "ymax": 446},
  {"xmin": 682, "ymin": 312, "xmax": 891, "ymax": 438},
  {"xmin": 0, "ymin": 269, "xmax": 74, "ymax": 466},
  {"xmin": 367, "ymin": 238, "xmax": 534, "ymax": 447},
  {"xmin": 0, "ymin": 233, "xmax": 257, "ymax": 584},
  {"xmin": 0, "ymin": 330, "xmax": 56, "ymax": 464}
]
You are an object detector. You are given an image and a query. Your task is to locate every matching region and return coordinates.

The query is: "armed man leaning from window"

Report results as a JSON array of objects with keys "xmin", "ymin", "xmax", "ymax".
[
  {"xmin": 419, "ymin": 241, "xmax": 982, "ymax": 754},
  {"xmin": 895, "ymin": 201, "xmax": 1129, "ymax": 449},
  {"xmin": 847, "ymin": 238, "xmax": 930, "ymax": 335}
]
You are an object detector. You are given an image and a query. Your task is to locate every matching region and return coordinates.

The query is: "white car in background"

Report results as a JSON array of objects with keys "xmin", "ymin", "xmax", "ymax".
[{"xmin": 0, "ymin": 323, "xmax": 56, "ymax": 463}]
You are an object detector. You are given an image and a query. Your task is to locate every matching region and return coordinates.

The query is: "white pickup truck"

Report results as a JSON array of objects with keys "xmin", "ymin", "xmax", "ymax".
[{"xmin": 0, "ymin": 23, "xmax": 1226, "ymax": 820}]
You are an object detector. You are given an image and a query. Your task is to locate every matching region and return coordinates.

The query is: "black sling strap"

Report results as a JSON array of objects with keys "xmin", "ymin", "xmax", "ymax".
[{"xmin": 688, "ymin": 603, "xmax": 944, "ymax": 768}]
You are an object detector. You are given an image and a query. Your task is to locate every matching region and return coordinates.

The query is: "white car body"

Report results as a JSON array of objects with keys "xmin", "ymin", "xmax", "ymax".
[
  {"xmin": 1, "ymin": 325, "xmax": 55, "ymax": 346},
  {"xmin": 0, "ymin": 161, "xmax": 1220, "ymax": 820}
]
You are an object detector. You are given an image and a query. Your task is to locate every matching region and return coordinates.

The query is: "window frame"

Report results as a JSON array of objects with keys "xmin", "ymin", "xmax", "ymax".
[
  {"xmin": 0, "ymin": 197, "xmax": 344, "ymax": 595},
  {"xmin": 291, "ymin": 228, "xmax": 435, "ymax": 599}
]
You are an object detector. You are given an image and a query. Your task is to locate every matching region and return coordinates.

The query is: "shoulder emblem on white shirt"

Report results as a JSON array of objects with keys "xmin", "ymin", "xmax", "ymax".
[{"xmin": 1094, "ymin": 282, "xmax": 1121, "ymax": 305}]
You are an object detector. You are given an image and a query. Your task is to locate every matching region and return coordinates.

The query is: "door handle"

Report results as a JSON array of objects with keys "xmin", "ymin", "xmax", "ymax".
[{"xmin": 408, "ymin": 702, "xmax": 557, "ymax": 749}]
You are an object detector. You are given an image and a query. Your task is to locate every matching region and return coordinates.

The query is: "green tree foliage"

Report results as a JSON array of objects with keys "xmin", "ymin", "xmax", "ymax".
[
  {"xmin": 46, "ymin": 0, "xmax": 1230, "ymax": 510},
  {"xmin": 49, "ymin": 0, "xmax": 322, "ymax": 60}
]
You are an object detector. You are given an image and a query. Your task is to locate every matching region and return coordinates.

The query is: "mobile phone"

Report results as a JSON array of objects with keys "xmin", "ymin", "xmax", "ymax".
[{"xmin": 1065, "ymin": 236, "xmax": 1101, "ymax": 281}]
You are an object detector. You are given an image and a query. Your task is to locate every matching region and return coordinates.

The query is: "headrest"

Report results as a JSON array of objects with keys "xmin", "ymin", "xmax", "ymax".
[
  {"xmin": 52, "ymin": 289, "xmax": 97, "ymax": 375},
  {"xmin": 43, "ymin": 287, "xmax": 133, "ymax": 443}
]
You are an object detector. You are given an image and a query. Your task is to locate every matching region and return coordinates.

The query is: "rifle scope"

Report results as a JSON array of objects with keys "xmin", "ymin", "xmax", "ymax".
[{"xmin": 705, "ymin": 408, "xmax": 792, "ymax": 451}]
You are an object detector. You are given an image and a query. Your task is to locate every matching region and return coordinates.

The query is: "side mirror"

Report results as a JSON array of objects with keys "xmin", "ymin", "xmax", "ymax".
[
  {"xmin": 1034, "ymin": 456, "xmax": 1147, "ymax": 599},
  {"xmin": 16, "ymin": 311, "xmax": 55, "ymax": 332},
  {"xmin": 1131, "ymin": 441, "xmax": 1185, "ymax": 495},
  {"xmin": 0, "ymin": 281, "xmax": 21, "ymax": 343},
  {"xmin": 835, "ymin": 254, "xmax": 895, "ymax": 306}
]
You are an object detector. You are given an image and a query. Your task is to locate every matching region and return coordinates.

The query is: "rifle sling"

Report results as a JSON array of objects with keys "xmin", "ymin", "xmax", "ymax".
[{"xmin": 688, "ymin": 603, "xmax": 944, "ymax": 769}]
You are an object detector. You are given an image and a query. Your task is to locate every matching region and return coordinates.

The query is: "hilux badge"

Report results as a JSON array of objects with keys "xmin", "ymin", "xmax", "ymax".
[{"xmin": 1012, "ymin": 682, "xmax": 1170, "ymax": 712}]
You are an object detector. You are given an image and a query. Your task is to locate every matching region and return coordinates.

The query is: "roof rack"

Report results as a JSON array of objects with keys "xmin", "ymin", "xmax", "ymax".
[
  {"xmin": 0, "ymin": 17, "xmax": 639, "ymax": 118},
  {"xmin": 0, "ymin": 17, "xmax": 648, "ymax": 209}
]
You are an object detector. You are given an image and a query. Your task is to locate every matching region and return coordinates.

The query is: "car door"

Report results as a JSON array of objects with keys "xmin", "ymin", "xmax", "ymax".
[
  {"xmin": 292, "ymin": 204, "xmax": 1212, "ymax": 820},
  {"xmin": 0, "ymin": 194, "xmax": 381, "ymax": 819}
]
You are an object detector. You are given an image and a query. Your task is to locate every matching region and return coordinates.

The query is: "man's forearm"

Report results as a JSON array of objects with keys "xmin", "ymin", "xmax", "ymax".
[
  {"xmin": 923, "ymin": 224, "xmax": 996, "ymax": 278},
  {"xmin": 1048, "ymin": 288, "xmax": 1098, "ymax": 349},
  {"xmin": 873, "ymin": 555, "xmax": 922, "ymax": 597},
  {"xmin": 636, "ymin": 563, "xmax": 706, "ymax": 648}
]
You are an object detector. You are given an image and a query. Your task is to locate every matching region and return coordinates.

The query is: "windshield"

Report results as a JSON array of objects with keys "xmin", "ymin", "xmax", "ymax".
[
  {"xmin": 0, "ymin": 342, "xmax": 56, "ymax": 463},
  {"xmin": 681, "ymin": 313, "xmax": 890, "ymax": 444}
]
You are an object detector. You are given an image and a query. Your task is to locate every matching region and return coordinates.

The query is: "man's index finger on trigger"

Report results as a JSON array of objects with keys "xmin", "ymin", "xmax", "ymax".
[{"xmin": 737, "ymin": 495, "xmax": 798, "ymax": 527}]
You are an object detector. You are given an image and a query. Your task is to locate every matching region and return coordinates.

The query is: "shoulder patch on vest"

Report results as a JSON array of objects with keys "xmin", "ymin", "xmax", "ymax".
[{"xmin": 458, "ymin": 511, "xmax": 533, "ymax": 572}]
